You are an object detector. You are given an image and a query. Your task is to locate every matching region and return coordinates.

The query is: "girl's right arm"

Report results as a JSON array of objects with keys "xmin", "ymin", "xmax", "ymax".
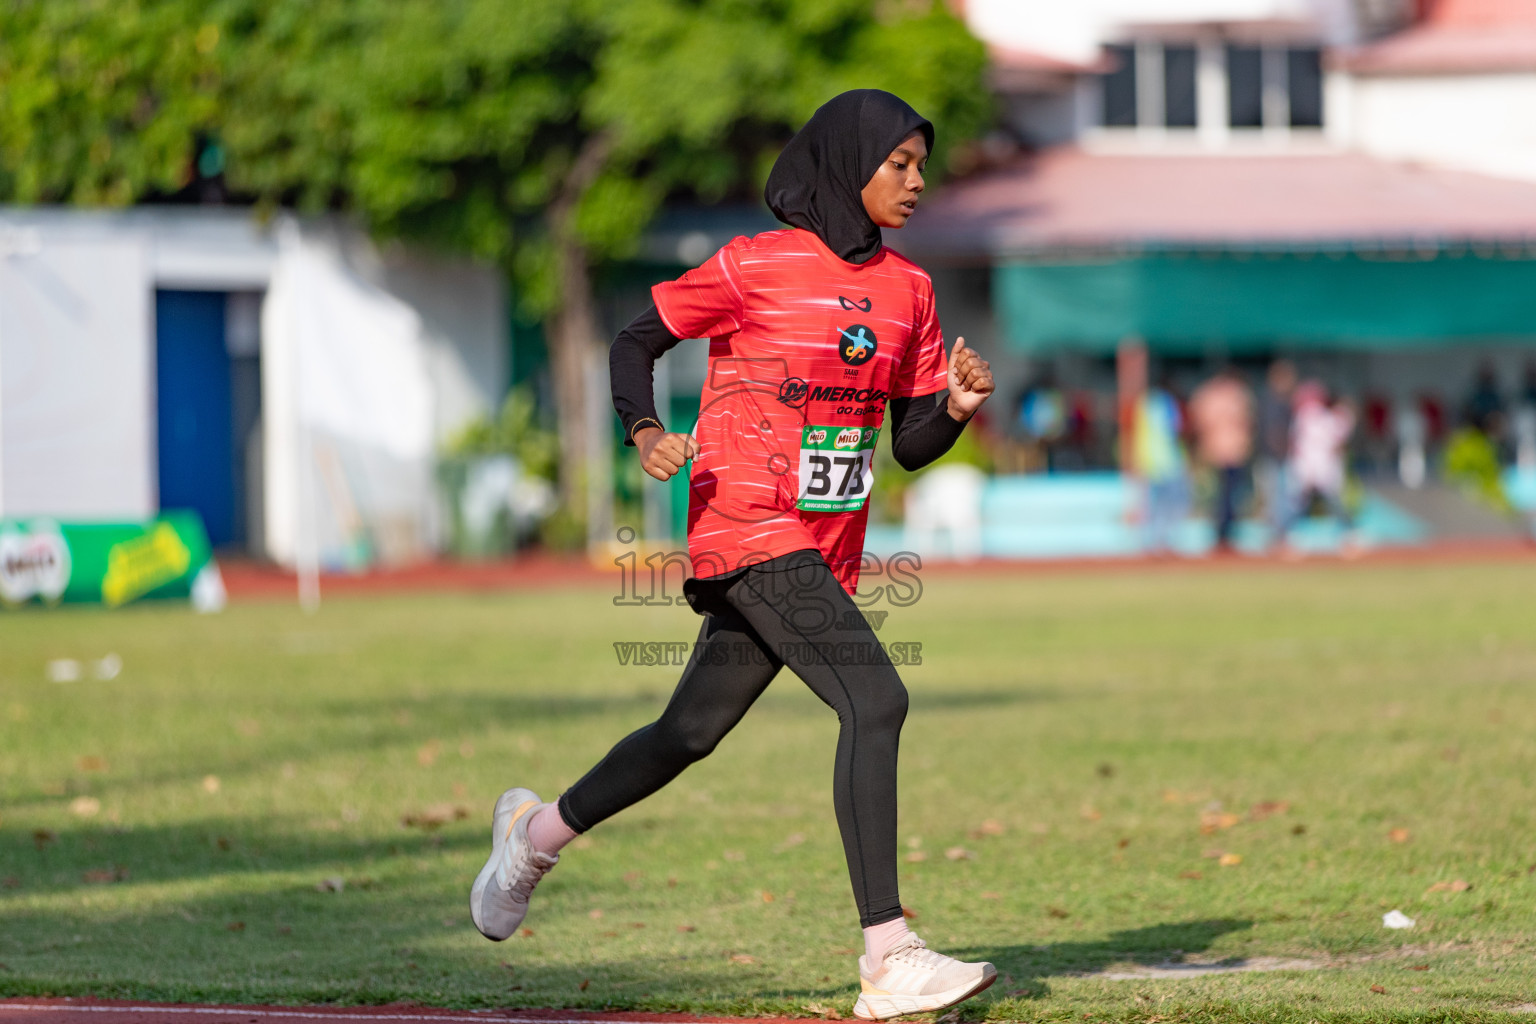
[{"xmin": 610, "ymin": 305, "xmax": 698, "ymax": 481}]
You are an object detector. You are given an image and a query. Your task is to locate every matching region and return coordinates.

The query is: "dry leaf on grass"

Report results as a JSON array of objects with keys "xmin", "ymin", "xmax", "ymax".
[
  {"xmin": 315, "ymin": 877, "xmax": 345, "ymax": 893},
  {"xmin": 901, "ymin": 906, "xmax": 918, "ymax": 919},
  {"xmin": 519, "ymin": 928, "xmax": 534, "ymax": 938},
  {"xmin": 226, "ymin": 921, "xmax": 245, "ymax": 932},
  {"xmin": 77, "ymin": 756, "xmax": 106, "ymax": 773},
  {"xmin": 1080, "ymin": 804, "xmax": 1102, "ymax": 821},
  {"xmin": 904, "ymin": 850, "xmax": 928, "ymax": 863},
  {"xmin": 804, "ymin": 1003, "xmax": 842, "ymax": 1020},
  {"xmin": 578, "ymin": 979, "xmax": 590, "ymax": 991},
  {"xmin": 401, "ymin": 804, "xmax": 469, "ymax": 830},
  {"xmin": 1370, "ymin": 984, "xmax": 1387, "ymax": 994},
  {"xmin": 1179, "ymin": 870, "xmax": 1203, "ymax": 880},
  {"xmin": 1407, "ymin": 965, "xmax": 1430, "ymax": 971},
  {"xmin": 69, "ymin": 797, "xmax": 101, "ymax": 818},
  {"xmin": 1218, "ymin": 853, "xmax": 1243, "ymax": 867},
  {"xmin": 417, "ymin": 741, "xmax": 441, "ymax": 767},
  {"xmin": 729, "ymin": 953, "xmax": 759, "ymax": 965},
  {"xmin": 776, "ymin": 832, "xmax": 807, "ymax": 852},
  {"xmin": 32, "ymin": 830, "xmax": 55, "ymax": 851},
  {"xmin": 968, "ymin": 818, "xmax": 1006, "ymax": 839},
  {"xmin": 677, "ymin": 925, "xmax": 696, "ymax": 933},
  {"xmin": 589, "ymin": 909, "xmax": 604, "ymax": 919},
  {"xmin": 81, "ymin": 866, "xmax": 128, "ymax": 884},
  {"xmin": 981, "ymin": 891, "xmax": 1001, "ymax": 900},
  {"xmin": 1248, "ymin": 800, "xmax": 1290, "ymax": 821},
  {"xmin": 1388, "ymin": 828, "xmax": 1411, "ymax": 843},
  {"xmin": 723, "ymin": 849, "xmax": 746, "ymax": 862},
  {"xmin": 1426, "ymin": 879, "xmax": 1471, "ymax": 893},
  {"xmin": 1199, "ymin": 811, "xmax": 1241, "ymax": 835},
  {"xmin": 1046, "ymin": 906, "xmax": 1070, "ymax": 919},
  {"xmin": 944, "ymin": 846, "xmax": 973, "ymax": 861},
  {"xmin": 202, "ymin": 775, "xmax": 221, "ymax": 794},
  {"xmin": 761, "ymin": 891, "xmax": 775, "ymax": 903}
]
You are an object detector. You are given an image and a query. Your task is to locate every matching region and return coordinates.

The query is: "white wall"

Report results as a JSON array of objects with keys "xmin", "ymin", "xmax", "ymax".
[
  {"xmin": 0, "ymin": 230, "xmax": 155, "ymax": 519},
  {"xmin": 965, "ymin": 0, "xmax": 1358, "ymax": 65},
  {"xmin": 1339, "ymin": 72, "xmax": 1536, "ymax": 183},
  {"xmin": 375, "ymin": 250, "xmax": 508, "ymax": 444}
]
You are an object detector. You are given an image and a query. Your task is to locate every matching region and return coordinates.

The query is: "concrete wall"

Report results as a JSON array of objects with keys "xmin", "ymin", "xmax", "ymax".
[
  {"xmin": 0, "ymin": 227, "xmax": 156, "ymax": 519},
  {"xmin": 1334, "ymin": 71, "xmax": 1536, "ymax": 183}
]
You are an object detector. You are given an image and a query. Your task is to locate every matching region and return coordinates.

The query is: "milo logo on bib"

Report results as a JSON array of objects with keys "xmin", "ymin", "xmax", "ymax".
[{"xmin": 833, "ymin": 428, "xmax": 863, "ymax": 450}]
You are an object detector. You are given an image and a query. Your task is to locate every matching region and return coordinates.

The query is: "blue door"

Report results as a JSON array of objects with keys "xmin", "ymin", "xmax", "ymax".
[{"xmin": 156, "ymin": 290, "xmax": 234, "ymax": 546}]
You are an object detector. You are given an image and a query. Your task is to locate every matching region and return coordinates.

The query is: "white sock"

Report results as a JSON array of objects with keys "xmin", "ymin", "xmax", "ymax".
[{"xmin": 863, "ymin": 916, "xmax": 915, "ymax": 965}]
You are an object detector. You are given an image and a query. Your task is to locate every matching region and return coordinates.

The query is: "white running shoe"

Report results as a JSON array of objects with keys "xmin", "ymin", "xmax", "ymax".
[
  {"xmin": 469, "ymin": 787, "xmax": 558, "ymax": 941},
  {"xmin": 852, "ymin": 936, "xmax": 997, "ymax": 1021}
]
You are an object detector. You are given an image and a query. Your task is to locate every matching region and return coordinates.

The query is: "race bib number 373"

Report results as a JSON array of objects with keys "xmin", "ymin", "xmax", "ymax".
[{"xmin": 797, "ymin": 425, "xmax": 879, "ymax": 513}]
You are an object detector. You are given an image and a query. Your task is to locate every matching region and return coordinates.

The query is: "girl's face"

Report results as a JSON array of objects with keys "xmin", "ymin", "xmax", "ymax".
[{"xmin": 860, "ymin": 131, "xmax": 928, "ymax": 229}]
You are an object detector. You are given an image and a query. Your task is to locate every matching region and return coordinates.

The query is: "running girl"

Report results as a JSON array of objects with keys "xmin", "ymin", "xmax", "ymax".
[{"xmin": 472, "ymin": 89, "xmax": 996, "ymax": 1021}]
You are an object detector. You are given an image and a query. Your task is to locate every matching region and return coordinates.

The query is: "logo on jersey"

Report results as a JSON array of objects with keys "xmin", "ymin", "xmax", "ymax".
[
  {"xmin": 839, "ymin": 296, "xmax": 873, "ymax": 313},
  {"xmin": 778, "ymin": 377, "xmax": 890, "ymax": 410},
  {"xmin": 778, "ymin": 377, "xmax": 811, "ymax": 408},
  {"xmin": 837, "ymin": 324, "xmax": 877, "ymax": 367}
]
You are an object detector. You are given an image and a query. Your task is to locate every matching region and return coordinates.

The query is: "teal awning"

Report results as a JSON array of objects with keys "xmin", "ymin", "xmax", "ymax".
[{"xmin": 995, "ymin": 248, "xmax": 1536, "ymax": 354}]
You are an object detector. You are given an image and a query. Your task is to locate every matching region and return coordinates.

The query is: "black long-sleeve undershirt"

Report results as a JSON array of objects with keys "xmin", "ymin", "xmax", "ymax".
[{"xmin": 609, "ymin": 304, "xmax": 967, "ymax": 470}]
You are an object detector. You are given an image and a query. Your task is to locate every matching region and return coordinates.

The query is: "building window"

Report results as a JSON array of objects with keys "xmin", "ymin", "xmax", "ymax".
[
  {"xmin": 1100, "ymin": 41, "xmax": 1324, "ymax": 131},
  {"xmin": 1163, "ymin": 45, "xmax": 1199, "ymax": 128},
  {"xmin": 1103, "ymin": 44, "xmax": 1137, "ymax": 127},
  {"xmin": 1288, "ymin": 48, "xmax": 1323, "ymax": 127},
  {"xmin": 1226, "ymin": 45, "xmax": 1263, "ymax": 128}
]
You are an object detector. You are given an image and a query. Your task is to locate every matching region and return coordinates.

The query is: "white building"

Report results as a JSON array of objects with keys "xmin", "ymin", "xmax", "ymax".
[
  {"xmin": 892, "ymin": 0, "xmax": 1536, "ymax": 462},
  {"xmin": 0, "ymin": 207, "xmax": 508, "ymax": 568}
]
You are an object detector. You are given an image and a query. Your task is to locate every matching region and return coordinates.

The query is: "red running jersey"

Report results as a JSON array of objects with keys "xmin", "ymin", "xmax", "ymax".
[{"xmin": 653, "ymin": 228, "xmax": 948, "ymax": 594}]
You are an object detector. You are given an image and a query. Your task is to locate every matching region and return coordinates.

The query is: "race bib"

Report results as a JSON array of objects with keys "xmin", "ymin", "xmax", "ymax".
[{"xmin": 797, "ymin": 425, "xmax": 879, "ymax": 512}]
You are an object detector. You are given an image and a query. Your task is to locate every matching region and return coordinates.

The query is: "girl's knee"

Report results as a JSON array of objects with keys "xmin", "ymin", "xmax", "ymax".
[{"xmin": 855, "ymin": 676, "xmax": 908, "ymax": 735}]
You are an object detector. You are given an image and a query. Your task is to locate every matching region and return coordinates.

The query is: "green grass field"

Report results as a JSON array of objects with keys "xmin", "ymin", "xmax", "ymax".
[{"xmin": 2, "ymin": 561, "xmax": 1534, "ymax": 1022}]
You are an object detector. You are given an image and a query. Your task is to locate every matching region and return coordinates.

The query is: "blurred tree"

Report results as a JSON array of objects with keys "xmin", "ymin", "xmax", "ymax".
[{"xmin": 0, "ymin": 0, "xmax": 990, "ymax": 513}]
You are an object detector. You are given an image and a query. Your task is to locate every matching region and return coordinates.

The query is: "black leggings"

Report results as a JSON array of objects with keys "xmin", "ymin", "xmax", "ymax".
[{"xmin": 557, "ymin": 549, "xmax": 908, "ymax": 927}]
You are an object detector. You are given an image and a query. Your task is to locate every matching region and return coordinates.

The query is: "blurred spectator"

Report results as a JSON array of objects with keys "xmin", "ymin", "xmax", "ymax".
[
  {"xmin": 1395, "ymin": 398, "xmax": 1428, "ymax": 489},
  {"xmin": 1517, "ymin": 362, "xmax": 1536, "ymax": 475},
  {"xmin": 1189, "ymin": 366, "xmax": 1254, "ymax": 553},
  {"xmin": 1255, "ymin": 359, "xmax": 1296, "ymax": 539},
  {"xmin": 1361, "ymin": 392, "xmax": 1394, "ymax": 475},
  {"xmin": 1461, "ymin": 361, "xmax": 1505, "ymax": 436},
  {"xmin": 1015, "ymin": 372, "xmax": 1067, "ymax": 471},
  {"xmin": 1283, "ymin": 382, "xmax": 1356, "ymax": 551},
  {"xmin": 1419, "ymin": 391, "xmax": 1447, "ymax": 448},
  {"xmin": 1130, "ymin": 377, "xmax": 1189, "ymax": 555}
]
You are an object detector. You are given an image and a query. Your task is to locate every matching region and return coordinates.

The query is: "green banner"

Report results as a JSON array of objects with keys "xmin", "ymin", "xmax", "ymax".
[{"xmin": 0, "ymin": 511, "xmax": 220, "ymax": 609}]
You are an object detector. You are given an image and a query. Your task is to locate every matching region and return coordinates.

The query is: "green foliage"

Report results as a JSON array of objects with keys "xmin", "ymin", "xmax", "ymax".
[
  {"xmin": 0, "ymin": 0, "xmax": 990, "ymax": 311},
  {"xmin": 1444, "ymin": 426, "xmax": 1513, "ymax": 514},
  {"xmin": 0, "ymin": 0, "xmax": 221, "ymax": 204},
  {"xmin": 441, "ymin": 385, "xmax": 559, "ymax": 483}
]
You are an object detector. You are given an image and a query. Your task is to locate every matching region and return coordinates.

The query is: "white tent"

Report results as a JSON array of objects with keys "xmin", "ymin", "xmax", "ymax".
[{"xmin": 262, "ymin": 227, "xmax": 437, "ymax": 576}]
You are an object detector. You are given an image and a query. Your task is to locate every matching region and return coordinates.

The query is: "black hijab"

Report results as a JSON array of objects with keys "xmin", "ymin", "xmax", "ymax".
[{"xmin": 764, "ymin": 89, "xmax": 934, "ymax": 266}]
